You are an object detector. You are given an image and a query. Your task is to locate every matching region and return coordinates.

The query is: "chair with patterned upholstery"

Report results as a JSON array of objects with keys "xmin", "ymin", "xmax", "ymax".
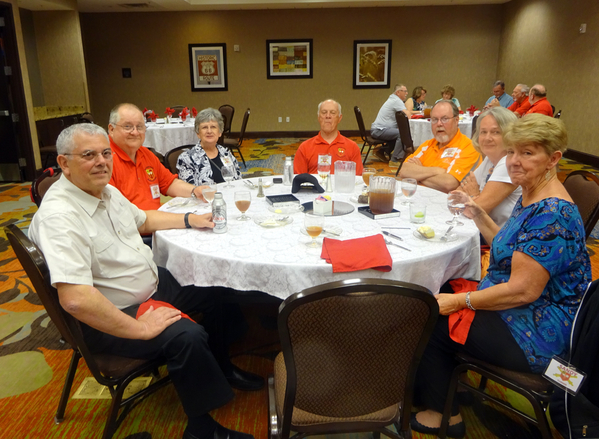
[
  {"xmin": 268, "ymin": 278, "xmax": 439, "ymax": 439},
  {"xmin": 5, "ymin": 224, "xmax": 171, "ymax": 439}
]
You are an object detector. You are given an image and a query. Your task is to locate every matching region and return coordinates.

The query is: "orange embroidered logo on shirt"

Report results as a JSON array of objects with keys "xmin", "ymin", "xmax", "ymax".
[
  {"xmin": 145, "ymin": 167, "xmax": 157, "ymax": 181},
  {"xmin": 337, "ymin": 147, "xmax": 346, "ymax": 157}
]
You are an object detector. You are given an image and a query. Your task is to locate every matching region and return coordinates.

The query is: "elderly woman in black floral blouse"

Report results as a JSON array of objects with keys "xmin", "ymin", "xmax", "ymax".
[{"xmin": 177, "ymin": 108, "xmax": 242, "ymax": 184}]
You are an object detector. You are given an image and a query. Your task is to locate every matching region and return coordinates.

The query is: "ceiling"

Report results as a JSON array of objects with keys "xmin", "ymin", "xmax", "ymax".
[{"xmin": 17, "ymin": 0, "xmax": 510, "ymax": 13}]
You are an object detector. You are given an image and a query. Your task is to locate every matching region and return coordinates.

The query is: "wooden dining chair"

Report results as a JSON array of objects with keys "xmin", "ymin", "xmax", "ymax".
[
  {"xmin": 170, "ymin": 105, "xmax": 185, "ymax": 118},
  {"xmin": 164, "ymin": 144, "xmax": 195, "ymax": 173},
  {"xmin": 554, "ymin": 109, "xmax": 562, "ymax": 119},
  {"xmin": 354, "ymin": 106, "xmax": 386, "ymax": 165},
  {"xmin": 394, "ymin": 111, "xmax": 415, "ymax": 177},
  {"xmin": 563, "ymin": 170, "xmax": 599, "ymax": 239},
  {"xmin": 5, "ymin": 224, "xmax": 172, "ymax": 439},
  {"xmin": 30, "ymin": 166, "xmax": 62, "ymax": 207},
  {"xmin": 223, "ymin": 108, "xmax": 249, "ymax": 168}
]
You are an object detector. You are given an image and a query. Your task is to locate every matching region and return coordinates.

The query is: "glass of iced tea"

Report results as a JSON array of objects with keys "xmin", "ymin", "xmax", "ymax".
[
  {"xmin": 304, "ymin": 213, "xmax": 325, "ymax": 247},
  {"xmin": 362, "ymin": 168, "xmax": 376, "ymax": 189},
  {"xmin": 234, "ymin": 190, "xmax": 251, "ymax": 221},
  {"xmin": 369, "ymin": 176, "xmax": 396, "ymax": 214}
]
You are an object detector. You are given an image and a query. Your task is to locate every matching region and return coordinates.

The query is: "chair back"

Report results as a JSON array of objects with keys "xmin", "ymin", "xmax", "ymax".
[
  {"xmin": 4, "ymin": 225, "xmax": 108, "ymax": 378},
  {"xmin": 218, "ymin": 104, "xmax": 235, "ymax": 134},
  {"xmin": 277, "ymin": 278, "xmax": 438, "ymax": 435},
  {"xmin": 78, "ymin": 112, "xmax": 94, "ymax": 123},
  {"xmin": 165, "ymin": 144, "xmax": 194, "ymax": 173},
  {"xmin": 146, "ymin": 147, "xmax": 165, "ymax": 165},
  {"xmin": 237, "ymin": 108, "xmax": 251, "ymax": 144},
  {"xmin": 471, "ymin": 114, "xmax": 479, "ymax": 137},
  {"xmin": 30, "ymin": 167, "xmax": 62, "ymax": 207},
  {"xmin": 551, "ymin": 104, "xmax": 556, "ymax": 116},
  {"xmin": 353, "ymin": 106, "xmax": 369, "ymax": 143},
  {"xmin": 564, "ymin": 170, "xmax": 599, "ymax": 239},
  {"xmin": 395, "ymin": 111, "xmax": 414, "ymax": 152},
  {"xmin": 554, "ymin": 109, "xmax": 562, "ymax": 119},
  {"xmin": 170, "ymin": 105, "xmax": 185, "ymax": 118}
]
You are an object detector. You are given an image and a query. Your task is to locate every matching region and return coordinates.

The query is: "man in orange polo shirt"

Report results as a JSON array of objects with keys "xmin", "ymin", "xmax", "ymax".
[
  {"xmin": 524, "ymin": 84, "xmax": 554, "ymax": 117},
  {"xmin": 294, "ymin": 99, "xmax": 364, "ymax": 176},
  {"xmin": 108, "ymin": 103, "xmax": 206, "ymax": 210},
  {"xmin": 507, "ymin": 84, "xmax": 532, "ymax": 117},
  {"xmin": 399, "ymin": 100, "xmax": 481, "ymax": 193}
]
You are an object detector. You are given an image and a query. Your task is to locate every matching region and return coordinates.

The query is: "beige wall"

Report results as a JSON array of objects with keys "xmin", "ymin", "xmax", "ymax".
[
  {"xmin": 498, "ymin": 0, "xmax": 598, "ymax": 154},
  {"xmin": 32, "ymin": 10, "xmax": 89, "ymax": 109},
  {"xmin": 80, "ymin": 5, "xmax": 503, "ymax": 133}
]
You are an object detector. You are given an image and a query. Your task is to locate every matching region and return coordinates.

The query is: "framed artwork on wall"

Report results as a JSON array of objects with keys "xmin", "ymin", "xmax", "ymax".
[
  {"xmin": 353, "ymin": 40, "xmax": 392, "ymax": 89},
  {"xmin": 266, "ymin": 39, "xmax": 313, "ymax": 79},
  {"xmin": 189, "ymin": 43, "xmax": 228, "ymax": 91}
]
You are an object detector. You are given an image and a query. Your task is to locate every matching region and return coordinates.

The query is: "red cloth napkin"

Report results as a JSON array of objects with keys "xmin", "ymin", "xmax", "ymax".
[
  {"xmin": 411, "ymin": 114, "xmax": 425, "ymax": 120},
  {"xmin": 466, "ymin": 105, "xmax": 478, "ymax": 116},
  {"xmin": 149, "ymin": 110, "xmax": 158, "ymax": 122},
  {"xmin": 321, "ymin": 235, "xmax": 392, "ymax": 273},
  {"xmin": 165, "ymin": 107, "xmax": 175, "ymax": 117},
  {"xmin": 192, "ymin": 107, "xmax": 198, "ymax": 117},
  {"xmin": 136, "ymin": 298, "xmax": 193, "ymax": 322},
  {"xmin": 447, "ymin": 278, "xmax": 478, "ymax": 344},
  {"xmin": 459, "ymin": 110, "xmax": 464, "ymax": 114}
]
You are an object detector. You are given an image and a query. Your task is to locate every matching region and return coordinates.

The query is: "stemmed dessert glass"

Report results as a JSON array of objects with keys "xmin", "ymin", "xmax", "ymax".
[
  {"xmin": 234, "ymin": 190, "xmax": 251, "ymax": 221},
  {"xmin": 202, "ymin": 182, "xmax": 217, "ymax": 206},
  {"xmin": 401, "ymin": 178, "xmax": 417, "ymax": 205},
  {"xmin": 447, "ymin": 194, "xmax": 465, "ymax": 226},
  {"xmin": 221, "ymin": 165, "xmax": 235, "ymax": 188},
  {"xmin": 304, "ymin": 213, "xmax": 325, "ymax": 247},
  {"xmin": 317, "ymin": 154, "xmax": 331, "ymax": 185}
]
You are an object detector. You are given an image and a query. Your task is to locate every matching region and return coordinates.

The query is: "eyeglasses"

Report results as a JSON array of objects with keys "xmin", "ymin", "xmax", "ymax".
[
  {"xmin": 431, "ymin": 117, "xmax": 456, "ymax": 124},
  {"xmin": 64, "ymin": 149, "xmax": 113, "ymax": 161},
  {"xmin": 115, "ymin": 123, "xmax": 146, "ymax": 133}
]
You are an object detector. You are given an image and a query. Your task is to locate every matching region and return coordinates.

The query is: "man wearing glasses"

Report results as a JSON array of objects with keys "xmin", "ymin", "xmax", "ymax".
[
  {"xmin": 399, "ymin": 100, "xmax": 480, "ymax": 193},
  {"xmin": 29, "ymin": 123, "xmax": 254, "ymax": 439},
  {"xmin": 108, "ymin": 103, "xmax": 206, "ymax": 210}
]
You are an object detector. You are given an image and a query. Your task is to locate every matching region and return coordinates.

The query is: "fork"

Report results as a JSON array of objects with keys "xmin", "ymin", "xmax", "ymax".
[{"xmin": 384, "ymin": 238, "xmax": 411, "ymax": 252}]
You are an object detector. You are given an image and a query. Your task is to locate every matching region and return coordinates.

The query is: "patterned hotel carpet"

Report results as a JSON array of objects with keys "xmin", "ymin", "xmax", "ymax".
[{"xmin": 1, "ymin": 137, "xmax": 598, "ymax": 438}]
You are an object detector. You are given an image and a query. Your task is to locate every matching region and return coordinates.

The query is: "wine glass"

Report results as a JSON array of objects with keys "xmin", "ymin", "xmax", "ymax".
[
  {"xmin": 221, "ymin": 165, "xmax": 235, "ymax": 188},
  {"xmin": 401, "ymin": 178, "xmax": 417, "ymax": 205},
  {"xmin": 317, "ymin": 154, "xmax": 331, "ymax": 184},
  {"xmin": 447, "ymin": 194, "xmax": 465, "ymax": 226},
  {"xmin": 234, "ymin": 190, "xmax": 251, "ymax": 221},
  {"xmin": 362, "ymin": 167, "xmax": 376, "ymax": 190},
  {"xmin": 304, "ymin": 213, "xmax": 325, "ymax": 248},
  {"xmin": 203, "ymin": 183, "xmax": 217, "ymax": 206}
]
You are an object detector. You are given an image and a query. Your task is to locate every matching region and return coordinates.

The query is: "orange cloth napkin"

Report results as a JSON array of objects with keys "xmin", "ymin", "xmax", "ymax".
[
  {"xmin": 411, "ymin": 114, "xmax": 425, "ymax": 119},
  {"xmin": 448, "ymin": 278, "xmax": 478, "ymax": 344},
  {"xmin": 136, "ymin": 299, "xmax": 193, "ymax": 322},
  {"xmin": 321, "ymin": 235, "xmax": 392, "ymax": 273}
]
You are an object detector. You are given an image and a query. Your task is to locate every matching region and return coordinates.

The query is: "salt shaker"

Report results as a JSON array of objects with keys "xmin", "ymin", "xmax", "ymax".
[
  {"xmin": 257, "ymin": 178, "xmax": 265, "ymax": 198},
  {"xmin": 212, "ymin": 192, "xmax": 228, "ymax": 234},
  {"xmin": 283, "ymin": 157, "xmax": 294, "ymax": 186}
]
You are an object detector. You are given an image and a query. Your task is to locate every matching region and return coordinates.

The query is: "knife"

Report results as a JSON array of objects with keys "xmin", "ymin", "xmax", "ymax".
[
  {"xmin": 383, "ymin": 238, "xmax": 412, "ymax": 252},
  {"xmin": 382, "ymin": 230, "xmax": 404, "ymax": 241}
]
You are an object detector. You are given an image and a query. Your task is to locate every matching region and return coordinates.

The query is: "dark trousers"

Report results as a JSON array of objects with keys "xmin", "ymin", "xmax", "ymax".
[
  {"xmin": 81, "ymin": 268, "xmax": 234, "ymax": 418},
  {"xmin": 415, "ymin": 310, "xmax": 532, "ymax": 416}
]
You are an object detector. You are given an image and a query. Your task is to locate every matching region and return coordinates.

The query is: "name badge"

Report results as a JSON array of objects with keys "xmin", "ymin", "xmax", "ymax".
[
  {"xmin": 441, "ymin": 148, "xmax": 459, "ymax": 159},
  {"xmin": 222, "ymin": 156, "xmax": 234, "ymax": 167},
  {"xmin": 543, "ymin": 356, "xmax": 586, "ymax": 395},
  {"xmin": 150, "ymin": 184, "xmax": 161, "ymax": 199}
]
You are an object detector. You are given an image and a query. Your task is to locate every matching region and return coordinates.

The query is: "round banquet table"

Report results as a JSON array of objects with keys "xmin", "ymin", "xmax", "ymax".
[
  {"xmin": 409, "ymin": 115, "xmax": 473, "ymax": 148},
  {"xmin": 143, "ymin": 119, "xmax": 197, "ymax": 156},
  {"xmin": 153, "ymin": 177, "xmax": 481, "ymax": 300}
]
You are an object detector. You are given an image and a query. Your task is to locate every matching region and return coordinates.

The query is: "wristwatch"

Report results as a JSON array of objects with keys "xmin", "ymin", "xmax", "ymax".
[{"xmin": 190, "ymin": 186, "xmax": 200, "ymax": 199}]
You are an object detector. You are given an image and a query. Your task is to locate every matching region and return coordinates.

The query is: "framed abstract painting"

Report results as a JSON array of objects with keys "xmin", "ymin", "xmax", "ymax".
[{"xmin": 266, "ymin": 39, "xmax": 313, "ymax": 79}]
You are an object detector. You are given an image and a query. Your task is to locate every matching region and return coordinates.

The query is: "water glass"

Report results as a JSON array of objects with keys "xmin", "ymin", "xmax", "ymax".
[
  {"xmin": 334, "ymin": 161, "xmax": 356, "ymax": 193},
  {"xmin": 401, "ymin": 178, "xmax": 417, "ymax": 205},
  {"xmin": 409, "ymin": 203, "xmax": 427, "ymax": 223}
]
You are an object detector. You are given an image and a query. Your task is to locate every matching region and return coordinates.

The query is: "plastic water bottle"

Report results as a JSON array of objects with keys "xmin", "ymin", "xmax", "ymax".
[
  {"xmin": 283, "ymin": 157, "xmax": 293, "ymax": 186},
  {"xmin": 212, "ymin": 192, "xmax": 227, "ymax": 234}
]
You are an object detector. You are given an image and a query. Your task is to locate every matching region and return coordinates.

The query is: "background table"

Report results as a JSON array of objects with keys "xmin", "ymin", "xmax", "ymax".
[
  {"xmin": 153, "ymin": 177, "xmax": 481, "ymax": 299},
  {"xmin": 409, "ymin": 116, "xmax": 474, "ymax": 149},
  {"xmin": 144, "ymin": 120, "xmax": 197, "ymax": 155}
]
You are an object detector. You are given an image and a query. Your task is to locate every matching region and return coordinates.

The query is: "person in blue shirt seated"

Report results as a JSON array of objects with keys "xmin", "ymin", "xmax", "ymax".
[{"xmin": 483, "ymin": 80, "xmax": 514, "ymax": 110}]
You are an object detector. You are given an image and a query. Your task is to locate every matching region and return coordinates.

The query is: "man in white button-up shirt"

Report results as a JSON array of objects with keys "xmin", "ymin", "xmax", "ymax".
[{"xmin": 29, "ymin": 123, "xmax": 254, "ymax": 439}]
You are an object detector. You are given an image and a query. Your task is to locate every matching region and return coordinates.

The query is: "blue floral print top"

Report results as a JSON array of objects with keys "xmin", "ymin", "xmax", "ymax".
[{"xmin": 478, "ymin": 197, "xmax": 591, "ymax": 372}]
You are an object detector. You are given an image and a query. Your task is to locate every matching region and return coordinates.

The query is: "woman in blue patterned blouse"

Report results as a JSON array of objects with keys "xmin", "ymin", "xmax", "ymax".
[
  {"xmin": 411, "ymin": 114, "xmax": 592, "ymax": 438},
  {"xmin": 177, "ymin": 108, "xmax": 242, "ymax": 185}
]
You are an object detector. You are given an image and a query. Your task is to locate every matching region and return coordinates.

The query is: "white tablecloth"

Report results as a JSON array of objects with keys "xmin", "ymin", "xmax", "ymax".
[
  {"xmin": 409, "ymin": 116, "xmax": 474, "ymax": 149},
  {"xmin": 143, "ymin": 120, "xmax": 197, "ymax": 156},
  {"xmin": 153, "ymin": 177, "xmax": 481, "ymax": 299}
]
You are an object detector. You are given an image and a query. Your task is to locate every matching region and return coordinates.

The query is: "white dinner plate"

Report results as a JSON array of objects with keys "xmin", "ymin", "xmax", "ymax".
[{"xmin": 253, "ymin": 215, "xmax": 294, "ymax": 228}]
